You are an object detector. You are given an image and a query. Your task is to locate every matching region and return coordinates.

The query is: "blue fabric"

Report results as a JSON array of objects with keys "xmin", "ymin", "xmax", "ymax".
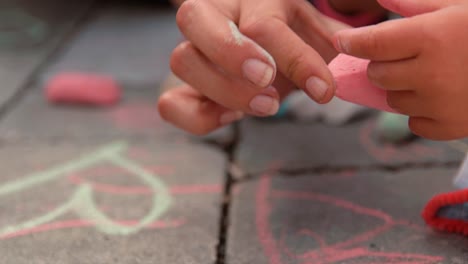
[{"xmin": 437, "ymin": 202, "xmax": 468, "ymax": 221}]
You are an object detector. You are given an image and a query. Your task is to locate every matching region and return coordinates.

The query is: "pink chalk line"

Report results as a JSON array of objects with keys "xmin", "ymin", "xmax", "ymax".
[
  {"xmin": 300, "ymin": 248, "xmax": 442, "ymax": 264},
  {"xmin": 109, "ymin": 104, "xmax": 161, "ymax": 130},
  {"xmin": 359, "ymin": 121, "xmax": 442, "ymax": 162},
  {"xmin": 256, "ymin": 175, "xmax": 443, "ymax": 264},
  {"xmin": 256, "ymin": 176, "xmax": 283, "ymax": 264},
  {"xmin": 0, "ymin": 219, "xmax": 185, "ymax": 240}
]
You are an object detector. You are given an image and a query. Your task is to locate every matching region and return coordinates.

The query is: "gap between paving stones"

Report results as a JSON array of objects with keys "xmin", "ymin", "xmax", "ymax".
[
  {"xmin": 217, "ymin": 123, "xmax": 463, "ymax": 264},
  {"xmin": 215, "ymin": 123, "xmax": 240, "ymax": 264},
  {"xmin": 230, "ymin": 160, "xmax": 461, "ymax": 183}
]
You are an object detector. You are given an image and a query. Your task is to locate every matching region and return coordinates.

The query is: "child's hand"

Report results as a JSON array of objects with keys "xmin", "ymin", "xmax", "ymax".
[
  {"xmin": 334, "ymin": 0, "xmax": 468, "ymax": 140},
  {"xmin": 158, "ymin": 0, "xmax": 349, "ymax": 135}
]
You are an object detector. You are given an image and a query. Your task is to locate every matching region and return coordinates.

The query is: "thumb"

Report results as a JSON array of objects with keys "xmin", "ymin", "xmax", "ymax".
[{"xmin": 378, "ymin": 0, "xmax": 462, "ymax": 17}]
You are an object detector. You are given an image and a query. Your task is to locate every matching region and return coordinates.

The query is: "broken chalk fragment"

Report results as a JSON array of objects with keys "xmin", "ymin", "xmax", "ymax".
[
  {"xmin": 45, "ymin": 72, "xmax": 121, "ymax": 106},
  {"xmin": 329, "ymin": 54, "xmax": 396, "ymax": 113}
]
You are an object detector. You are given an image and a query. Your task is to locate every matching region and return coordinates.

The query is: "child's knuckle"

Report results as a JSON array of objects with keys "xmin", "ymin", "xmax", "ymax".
[
  {"xmin": 285, "ymin": 52, "xmax": 307, "ymax": 81},
  {"xmin": 170, "ymin": 43, "xmax": 191, "ymax": 75},
  {"xmin": 363, "ymin": 28, "xmax": 381, "ymax": 54},
  {"xmin": 240, "ymin": 16, "xmax": 271, "ymax": 39}
]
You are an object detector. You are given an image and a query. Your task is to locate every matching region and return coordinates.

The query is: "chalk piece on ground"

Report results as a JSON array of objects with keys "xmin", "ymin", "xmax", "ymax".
[
  {"xmin": 375, "ymin": 112, "xmax": 414, "ymax": 143},
  {"xmin": 329, "ymin": 54, "xmax": 396, "ymax": 113},
  {"xmin": 268, "ymin": 101, "xmax": 289, "ymax": 119},
  {"xmin": 46, "ymin": 72, "xmax": 121, "ymax": 106}
]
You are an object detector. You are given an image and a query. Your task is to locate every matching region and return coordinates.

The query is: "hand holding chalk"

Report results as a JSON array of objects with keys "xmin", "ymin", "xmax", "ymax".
[{"xmin": 331, "ymin": 0, "xmax": 468, "ymax": 140}]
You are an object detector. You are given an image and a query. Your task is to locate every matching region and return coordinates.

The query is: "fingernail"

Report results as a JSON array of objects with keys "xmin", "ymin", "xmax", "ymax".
[
  {"xmin": 242, "ymin": 59, "xmax": 274, "ymax": 88},
  {"xmin": 220, "ymin": 111, "xmax": 244, "ymax": 125},
  {"xmin": 306, "ymin": 77, "xmax": 329, "ymax": 102},
  {"xmin": 249, "ymin": 94, "xmax": 279, "ymax": 116}
]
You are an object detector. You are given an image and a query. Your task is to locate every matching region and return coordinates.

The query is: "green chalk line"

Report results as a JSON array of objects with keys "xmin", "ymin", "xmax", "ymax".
[{"xmin": 0, "ymin": 142, "xmax": 172, "ymax": 237}]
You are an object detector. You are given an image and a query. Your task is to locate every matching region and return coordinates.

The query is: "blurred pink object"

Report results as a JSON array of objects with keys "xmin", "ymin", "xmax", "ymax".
[
  {"xmin": 46, "ymin": 72, "xmax": 121, "ymax": 106},
  {"xmin": 314, "ymin": 0, "xmax": 387, "ymax": 27},
  {"xmin": 330, "ymin": 54, "xmax": 396, "ymax": 113}
]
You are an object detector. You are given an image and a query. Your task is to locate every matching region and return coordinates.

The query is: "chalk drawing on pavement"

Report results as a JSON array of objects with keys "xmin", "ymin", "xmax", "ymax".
[
  {"xmin": 0, "ymin": 142, "xmax": 172, "ymax": 238},
  {"xmin": 256, "ymin": 175, "xmax": 444, "ymax": 264},
  {"xmin": 360, "ymin": 120, "xmax": 443, "ymax": 162}
]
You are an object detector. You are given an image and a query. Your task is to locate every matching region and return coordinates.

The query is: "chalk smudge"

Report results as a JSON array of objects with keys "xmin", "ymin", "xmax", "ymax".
[
  {"xmin": 227, "ymin": 21, "xmax": 244, "ymax": 46},
  {"xmin": 227, "ymin": 21, "xmax": 276, "ymax": 67}
]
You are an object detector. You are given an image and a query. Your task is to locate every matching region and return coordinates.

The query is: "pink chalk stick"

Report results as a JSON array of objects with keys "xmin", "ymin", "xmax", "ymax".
[
  {"xmin": 329, "ymin": 54, "xmax": 397, "ymax": 113},
  {"xmin": 46, "ymin": 73, "xmax": 121, "ymax": 106}
]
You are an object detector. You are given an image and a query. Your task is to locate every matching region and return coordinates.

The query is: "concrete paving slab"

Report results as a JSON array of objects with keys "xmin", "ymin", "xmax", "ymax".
[
  {"xmin": 41, "ymin": 4, "xmax": 180, "ymax": 88},
  {"xmin": 235, "ymin": 118, "xmax": 465, "ymax": 175},
  {"xmin": 227, "ymin": 169, "xmax": 468, "ymax": 264},
  {"xmin": 0, "ymin": 0, "xmax": 93, "ymax": 109},
  {"xmin": 0, "ymin": 140, "xmax": 225, "ymax": 264},
  {"xmin": 0, "ymin": 87, "xmax": 187, "ymax": 142},
  {"xmin": 0, "ymin": 81, "xmax": 235, "ymax": 146}
]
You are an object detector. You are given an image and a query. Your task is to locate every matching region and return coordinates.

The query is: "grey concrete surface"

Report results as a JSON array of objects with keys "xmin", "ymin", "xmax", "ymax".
[
  {"xmin": 227, "ymin": 169, "xmax": 468, "ymax": 264},
  {"xmin": 0, "ymin": 140, "xmax": 225, "ymax": 264},
  {"xmin": 41, "ymin": 5, "xmax": 180, "ymax": 87},
  {"xmin": 0, "ymin": 87, "xmax": 185, "ymax": 142},
  {"xmin": 235, "ymin": 118, "xmax": 465, "ymax": 175},
  {"xmin": 0, "ymin": 0, "xmax": 93, "ymax": 109},
  {"xmin": 1, "ymin": 1, "xmax": 467, "ymax": 263}
]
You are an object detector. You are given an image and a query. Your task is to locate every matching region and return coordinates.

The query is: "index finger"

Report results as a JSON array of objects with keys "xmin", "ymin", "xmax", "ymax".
[
  {"xmin": 239, "ymin": 0, "xmax": 336, "ymax": 103},
  {"xmin": 333, "ymin": 18, "xmax": 423, "ymax": 61},
  {"xmin": 177, "ymin": 0, "xmax": 277, "ymax": 89}
]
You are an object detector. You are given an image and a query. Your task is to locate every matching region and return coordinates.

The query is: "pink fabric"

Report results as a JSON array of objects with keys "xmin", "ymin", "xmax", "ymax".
[
  {"xmin": 329, "ymin": 54, "xmax": 397, "ymax": 113},
  {"xmin": 46, "ymin": 72, "xmax": 121, "ymax": 106},
  {"xmin": 315, "ymin": 0, "xmax": 385, "ymax": 27}
]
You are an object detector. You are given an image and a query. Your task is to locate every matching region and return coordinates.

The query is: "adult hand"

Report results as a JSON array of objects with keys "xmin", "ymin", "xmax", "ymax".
[{"xmin": 158, "ymin": 0, "xmax": 348, "ymax": 135}]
